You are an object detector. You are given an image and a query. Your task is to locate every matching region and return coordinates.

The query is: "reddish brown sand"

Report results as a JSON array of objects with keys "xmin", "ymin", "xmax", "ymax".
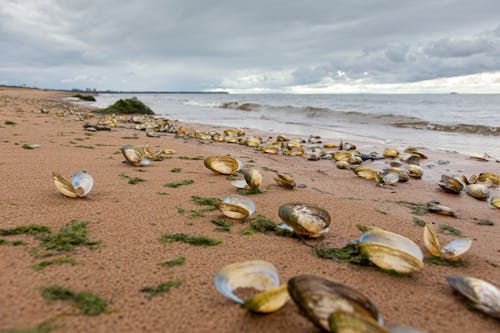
[{"xmin": 0, "ymin": 87, "xmax": 498, "ymax": 333}]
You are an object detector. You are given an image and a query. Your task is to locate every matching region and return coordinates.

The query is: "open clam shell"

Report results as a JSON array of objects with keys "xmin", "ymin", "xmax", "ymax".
[
  {"xmin": 288, "ymin": 275, "xmax": 383, "ymax": 332},
  {"xmin": 445, "ymin": 275, "xmax": 500, "ymax": 319},
  {"xmin": 437, "ymin": 175, "xmax": 464, "ymax": 194},
  {"xmin": 242, "ymin": 168, "xmax": 262, "ymax": 189},
  {"xmin": 274, "ymin": 173, "xmax": 296, "ymax": 189},
  {"xmin": 427, "ymin": 204, "xmax": 457, "ymax": 217},
  {"xmin": 216, "ymin": 196, "xmax": 255, "ymax": 219},
  {"xmin": 383, "ymin": 148, "xmax": 399, "ymax": 158},
  {"xmin": 329, "ymin": 310, "xmax": 390, "ymax": 333},
  {"xmin": 423, "ymin": 223, "xmax": 471, "ymax": 261},
  {"xmin": 353, "ymin": 166, "xmax": 383, "ymax": 183},
  {"xmin": 121, "ymin": 145, "xmax": 150, "ymax": 166},
  {"xmin": 204, "ymin": 155, "xmax": 243, "ymax": 175},
  {"xmin": 490, "ymin": 197, "xmax": 500, "ymax": 209},
  {"xmin": 278, "ymin": 203, "xmax": 330, "ymax": 238},
  {"xmin": 358, "ymin": 228, "xmax": 424, "ymax": 273},
  {"xmin": 53, "ymin": 171, "xmax": 94, "ymax": 198},
  {"xmin": 404, "ymin": 165, "xmax": 423, "ymax": 179},
  {"xmin": 214, "ymin": 260, "xmax": 289, "ymax": 313}
]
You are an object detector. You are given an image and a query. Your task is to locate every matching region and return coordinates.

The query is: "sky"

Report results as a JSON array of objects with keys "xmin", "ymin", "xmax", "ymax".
[{"xmin": 1, "ymin": 0, "xmax": 500, "ymax": 93}]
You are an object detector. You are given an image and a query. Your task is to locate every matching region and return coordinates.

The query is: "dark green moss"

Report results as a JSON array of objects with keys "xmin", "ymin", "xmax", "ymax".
[
  {"xmin": 160, "ymin": 233, "xmax": 221, "ymax": 246},
  {"xmin": 140, "ymin": 280, "xmax": 182, "ymax": 300},
  {"xmin": 178, "ymin": 156, "xmax": 204, "ymax": 160},
  {"xmin": 249, "ymin": 215, "xmax": 277, "ymax": 233},
  {"xmin": 211, "ymin": 219, "xmax": 231, "ymax": 232},
  {"xmin": 33, "ymin": 220, "xmax": 99, "ymax": 257},
  {"xmin": 0, "ymin": 224, "xmax": 50, "ymax": 236},
  {"xmin": 127, "ymin": 177, "xmax": 145, "ymax": 184},
  {"xmin": 425, "ymin": 257, "xmax": 469, "ymax": 267},
  {"xmin": 95, "ymin": 98, "xmax": 154, "ymax": 115},
  {"xmin": 439, "ymin": 224, "xmax": 462, "ymax": 236},
  {"xmin": 413, "ymin": 217, "xmax": 426, "ymax": 227},
  {"xmin": 171, "ymin": 168, "xmax": 182, "ymax": 173},
  {"xmin": 33, "ymin": 257, "xmax": 77, "ymax": 271},
  {"xmin": 313, "ymin": 243, "xmax": 371, "ymax": 265},
  {"xmin": 397, "ymin": 201, "xmax": 429, "ymax": 215},
  {"xmin": 473, "ymin": 219, "xmax": 494, "ymax": 226},
  {"xmin": 3, "ymin": 321, "xmax": 59, "ymax": 333},
  {"xmin": 191, "ymin": 196, "xmax": 220, "ymax": 211},
  {"xmin": 164, "ymin": 179, "xmax": 194, "ymax": 188},
  {"xmin": 261, "ymin": 166, "xmax": 278, "ymax": 173},
  {"xmin": 4, "ymin": 120, "xmax": 16, "ymax": 125},
  {"xmin": 239, "ymin": 228, "xmax": 255, "ymax": 236},
  {"xmin": 40, "ymin": 285, "xmax": 107, "ymax": 316},
  {"xmin": 158, "ymin": 256, "xmax": 185, "ymax": 267},
  {"xmin": 72, "ymin": 94, "xmax": 96, "ymax": 101}
]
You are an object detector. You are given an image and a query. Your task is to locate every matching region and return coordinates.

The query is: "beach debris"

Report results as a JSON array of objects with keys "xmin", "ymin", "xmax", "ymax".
[
  {"xmin": 357, "ymin": 226, "xmax": 424, "ymax": 273},
  {"xmin": 278, "ymin": 203, "xmax": 330, "ymax": 238},
  {"xmin": 383, "ymin": 148, "xmax": 399, "ymax": 158},
  {"xmin": 83, "ymin": 123, "xmax": 111, "ymax": 131},
  {"xmin": 466, "ymin": 184, "xmax": 490, "ymax": 200},
  {"xmin": 204, "ymin": 155, "xmax": 243, "ymax": 175},
  {"xmin": 404, "ymin": 164, "xmax": 423, "ymax": 179},
  {"xmin": 288, "ymin": 275, "xmax": 383, "ymax": 332},
  {"xmin": 216, "ymin": 196, "xmax": 255, "ymax": 219},
  {"xmin": 426, "ymin": 203, "xmax": 457, "ymax": 217},
  {"xmin": 273, "ymin": 173, "xmax": 296, "ymax": 189},
  {"xmin": 52, "ymin": 171, "xmax": 93, "ymax": 198},
  {"xmin": 490, "ymin": 197, "xmax": 500, "ymax": 209},
  {"xmin": 242, "ymin": 168, "xmax": 263, "ymax": 189},
  {"xmin": 437, "ymin": 175, "xmax": 464, "ymax": 194},
  {"xmin": 121, "ymin": 145, "xmax": 150, "ymax": 166},
  {"xmin": 352, "ymin": 166, "xmax": 383, "ymax": 183},
  {"xmin": 423, "ymin": 222, "xmax": 471, "ymax": 261},
  {"xmin": 94, "ymin": 97, "xmax": 154, "ymax": 115},
  {"xmin": 22, "ymin": 143, "xmax": 41, "ymax": 149},
  {"xmin": 478, "ymin": 172, "xmax": 499, "ymax": 188},
  {"xmin": 445, "ymin": 275, "xmax": 500, "ymax": 318},
  {"xmin": 336, "ymin": 160, "xmax": 351, "ymax": 169},
  {"xmin": 214, "ymin": 260, "xmax": 290, "ymax": 313}
]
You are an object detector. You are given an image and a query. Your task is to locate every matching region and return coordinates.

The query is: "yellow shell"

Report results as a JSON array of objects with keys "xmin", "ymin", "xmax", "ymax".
[
  {"xmin": 383, "ymin": 148, "xmax": 399, "ymax": 158},
  {"xmin": 274, "ymin": 173, "xmax": 296, "ymax": 189},
  {"xmin": 329, "ymin": 310, "xmax": 390, "ymax": 333},
  {"xmin": 53, "ymin": 171, "xmax": 93, "ymax": 198},
  {"xmin": 278, "ymin": 203, "xmax": 330, "ymax": 238},
  {"xmin": 216, "ymin": 196, "xmax": 255, "ymax": 219},
  {"xmin": 242, "ymin": 284, "xmax": 290, "ymax": 313},
  {"xmin": 242, "ymin": 168, "xmax": 262, "ymax": 189},
  {"xmin": 204, "ymin": 156, "xmax": 243, "ymax": 175},
  {"xmin": 491, "ymin": 197, "xmax": 500, "ymax": 209},
  {"xmin": 333, "ymin": 151, "xmax": 352, "ymax": 162}
]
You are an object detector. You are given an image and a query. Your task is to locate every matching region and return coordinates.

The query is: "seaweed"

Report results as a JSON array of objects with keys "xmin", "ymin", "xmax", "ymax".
[
  {"xmin": 413, "ymin": 217, "xmax": 426, "ymax": 227},
  {"xmin": 191, "ymin": 196, "xmax": 220, "ymax": 211},
  {"xmin": 211, "ymin": 219, "xmax": 231, "ymax": 233},
  {"xmin": 4, "ymin": 120, "xmax": 16, "ymax": 125},
  {"xmin": 158, "ymin": 256, "xmax": 185, "ymax": 267},
  {"xmin": 3, "ymin": 321, "xmax": 59, "ymax": 333},
  {"xmin": 246, "ymin": 215, "xmax": 295, "ymax": 237},
  {"xmin": 239, "ymin": 228, "xmax": 255, "ymax": 236},
  {"xmin": 425, "ymin": 257, "xmax": 469, "ymax": 267},
  {"xmin": 0, "ymin": 224, "xmax": 50, "ymax": 236},
  {"xmin": 160, "ymin": 233, "xmax": 221, "ymax": 246},
  {"xmin": 261, "ymin": 166, "xmax": 278, "ymax": 173},
  {"xmin": 313, "ymin": 243, "xmax": 371, "ymax": 265},
  {"xmin": 73, "ymin": 94, "xmax": 96, "ymax": 101},
  {"xmin": 95, "ymin": 98, "xmax": 154, "ymax": 115},
  {"xmin": 140, "ymin": 280, "xmax": 182, "ymax": 300},
  {"xmin": 40, "ymin": 285, "xmax": 107, "ymax": 316},
  {"xmin": 188, "ymin": 210, "xmax": 205, "ymax": 219},
  {"xmin": 396, "ymin": 201, "xmax": 429, "ymax": 215},
  {"xmin": 127, "ymin": 177, "xmax": 145, "ymax": 184},
  {"xmin": 439, "ymin": 224, "xmax": 462, "ymax": 236},
  {"xmin": 164, "ymin": 179, "xmax": 194, "ymax": 188},
  {"xmin": 178, "ymin": 156, "xmax": 204, "ymax": 160},
  {"xmin": 33, "ymin": 257, "xmax": 77, "ymax": 271},
  {"xmin": 473, "ymin": 219, "xmax": 494, "ymax": 226},
  {"xmin": 157, "ymin": 191, "xmax": 169, "ymax": 196},
  {"xmin": 171, "ymin": 168, "xmax": 182, "ymax": 173}
]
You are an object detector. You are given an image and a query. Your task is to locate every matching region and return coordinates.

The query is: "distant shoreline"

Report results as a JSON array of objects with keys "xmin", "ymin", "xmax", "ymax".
[{"xmin": 0, "ymin": 85, "xmax": 229, "ymax": 94}]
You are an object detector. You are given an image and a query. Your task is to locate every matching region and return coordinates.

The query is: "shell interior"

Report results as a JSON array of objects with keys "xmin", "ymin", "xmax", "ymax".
[
  {"xmin": 440, "ymin": 238, "xmax": 472, "ymax": 261},
  {"xmin": 53, "ymin": 172, "xmax": 79, "ymax": 198},
  {"xmin": 278, "ymin": 203, "xmax": 330, "ymax": 238},
  {"xmin": 216, "ymin": 196, "xmax": 255, "ymax": 219},
  {"xmin": 70, "ymin": 171, "xmax": 94, "ymax": 197}
]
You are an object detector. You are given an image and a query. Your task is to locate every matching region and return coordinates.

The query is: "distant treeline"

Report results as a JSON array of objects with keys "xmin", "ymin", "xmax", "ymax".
[{"xmin": 0, "ymin": 85, "xmax": 228, "ymax": 94}]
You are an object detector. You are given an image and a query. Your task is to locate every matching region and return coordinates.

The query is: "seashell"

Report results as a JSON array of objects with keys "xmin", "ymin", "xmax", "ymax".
[
  {"xmin": 478, "ymin": 172, "xmax": 499, "ymax": 188},
  {"xmin": 224, "ymin": 136, "xmax": 239, "ymax": 143},
  {"xmin": 323, "ymin": 143, "xmax": 337, "ymax": 148},
  {"xmin": 490, "ymin": 197, "xmax": 500, "ymax": 209},
  {"xmin": 53, "ymin": 171, "xmax": 94, "ymax": 198},
  {"xmin": 241, "ymin": 168, "xmax": 262, "ymax": 189},
  {"xmin": 329, "ymin": 310, "xmax": 390, "ymax": 333},
  {"xmin": 204, "ymin": 156, "xmax": 243, "ymax": 175},
  {"xmin": 445, "ymin": 275, "xmax": 500, "ymax": 318},
  {"xmin": 340, "ymin": 140, "xmax": 356, "ymax": 151},
  {"xmin": 283, "ymin": 149, "xmax": 305, "ymax": 156},
  {"xmin": 278, "ymin": 203, "xmax": 330, "ymax": 238},
  {"xmin": 230, "ymin": 180, "xmax": 248, "ymax": 189},
  {"xmin": 246, "ymin": 137, "xmax": 260, "ymax": 147},
  {"xmin": 437, "ymin": 175, "xmax": 464, "ymax": 194},
  {"xmin": 349, "ymin": 155, "xmax": 363, "ymax": 165},
  {"xmin": 336, "ymin": 160, "xmax": 350, "ymax": 169},
  {"xmin": 223, "ymin": 128, "xmax": 245, "ymax": 137},
  {"xmin": 404, "ymin": 165, "xmax": 423, "ymax": 179},
  {"xmin": 427, "ymin": 204, "xmax": 457, "ymax": 217},
  {"xmin": 305, "ymin": 151, "xmax": 321, "ymax": 161},
  {"xmin": 469, "ymin": 155, "xmax": 489, "ymax": 162},
  {"xmin": 274, "ymin": 173, "xmax": 296, "ymax": 189},
  {"xmin": 333, "ymin": 151, "xmax": 352, "ymax": 162},
  {"xmin": 423, "ymin": 223, "xmax": 471, "ymax": 261},
  {"xmin": 259, "ymin": 145, "xmax": 280, "ymax": 154},
  {"xmin": 353, "ymin": 166, "xmax": 383, "ymax": 183},
  {"xmin": 383, "ymin": 172, "xmax": 399, "ymax": 185},
  {"xmin": 214, "ymin": 260, "xmax": 289, "ymax": 313},
  {"xmin": 288, "ymin": 274, "xmax": 383, "ymax": 331},
  {"xmin": 277, "ymin": 135, "xmax": 289, "ymax": 142},
  {"xmin": 121, "ymin": 145, "xmax": 150, "ymax": 166},
  {"xmin": 383, "ymin": 148, "xmax": 399, "ymax": 158},
  {"xmin": 466, "ymin": 184, "xmax": 490, "ymax": 200},
  {"xmin": 216, "ymin": 196, "xmax": 255, "ymax": 219},
  {"xmin": 358, "ymin": 228, "xmax": 424, "ymax": 273}
]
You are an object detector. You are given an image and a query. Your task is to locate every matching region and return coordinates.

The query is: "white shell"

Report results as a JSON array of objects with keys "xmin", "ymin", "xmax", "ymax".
[
  {"xmin": 70, "ymin": 171, "xmax": 94, "ymax": 197},
  {"xmin": 440, "ymin": 238, "xmax": 472, "ymax": 261}
]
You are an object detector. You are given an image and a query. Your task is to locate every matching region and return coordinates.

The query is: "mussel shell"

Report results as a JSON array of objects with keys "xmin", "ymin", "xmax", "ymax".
[
  {"xmin": 336, "ymin": 160, "xmax": 351, "ymax": 169},
  {"xmin": 445, "ymin": 275, "xmax": 500, "ymax": 319},
  {"xmin": 274, "ymin": 173, "xmax": 296, "ymax": 189},
  {"xmin": 333, "ymin": 151, "xmax": 352, "ymax": 162},
  {"xmin": 491, "ymin": 197, "xmax": 500, "ymax": 209},
  {"xmin": 383, "ymin": 172, "xmax": 399, "ymax": 185},
  {"xmin": 53, "ymin": 172, "xmax": 79, "ymax": 198},
  {"xmin": 353, "ymin": 166, "xmax": 382, "ymax": 183},
  {"xmin": 278, "ymin": 203, "xmax": 330, "ymax": 238},
  {"xmin": 214, "ymin": 260, "xmax": 289, "ymax": 313},
  {"xmin": 423, "ymin": 222, "xmax": 441, "ymax": 257},
  {"xmin": 70, "ymin": 171, "xmax": 94, "ymax": 197},
  {"xmin": 329, "ymin": 310, "xmax": 390, "ymax": 333},
  {"xmin": 404, "ymin": 165, "xmax": 423, "ymax": 179},
  {"xmin": 437, "ymin": 175, "xmax": 464, "ymax": 194},
  {"xmin": 440, "ymin": 238, "xmax": 472, "ymax": 261},
  {"xmin": 427, "ymin": 204, "xmax": 457, "ymax": 217},
  {"xmin": 204, "ymin": 156, "xmax": 243, "ymax": 175},
  {"xmin": 383, "ymin": 148, "xmax": 399, "ymax": 158},
  {"xmin": 288, "ymin": 275, "xmax": 383, "ymax": 332},
  {"xmin": 121, "ymin": 145, "xmax": 148, "ymax": 166},
  {"xmin": 358, "ymin": 229, "xmax": 424, "ymax": 273},
  {"xmin": 216, "ymin": 196, "xmax": 255, "ymax": 219},
  {"xmin": 242, "ymin": 168, "xmax": 262, "ymax": 189},
  {"xmin": 466, "ymin": 184, "xmax": 490, "ymax": 200},
  {"xmin": 230, "ymin": 180, "xmax": 248, "ymax": 189}
]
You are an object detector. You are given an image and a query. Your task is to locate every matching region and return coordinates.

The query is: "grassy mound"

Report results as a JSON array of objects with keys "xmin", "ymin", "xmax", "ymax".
[
  {"xmin": 73, "ymin": 94, "xmax": 96, "ymax": 101},
  {"xmin": 95, "ymin": 98, "xmax": 154, "ymax": 115}
]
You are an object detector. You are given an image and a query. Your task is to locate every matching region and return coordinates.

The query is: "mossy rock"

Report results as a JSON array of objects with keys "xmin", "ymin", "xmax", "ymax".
[
  {"xmin": 95, "ymin": 98, "xmax": 154, "ymax": 115},
  {"xmin": 73, "ymin": 94, "xmax": 96, "ymax": 101}
]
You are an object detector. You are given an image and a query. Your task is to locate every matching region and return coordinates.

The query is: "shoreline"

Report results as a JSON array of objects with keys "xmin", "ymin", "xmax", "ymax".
[{"xmin": 1, "ymin": 87, "xmax": 499, "ymax": 333}]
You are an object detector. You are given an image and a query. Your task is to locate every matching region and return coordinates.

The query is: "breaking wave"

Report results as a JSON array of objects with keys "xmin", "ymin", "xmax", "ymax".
[{"xmin": 391, "ymin": 121, "xmax": 499, "ymax": 136}]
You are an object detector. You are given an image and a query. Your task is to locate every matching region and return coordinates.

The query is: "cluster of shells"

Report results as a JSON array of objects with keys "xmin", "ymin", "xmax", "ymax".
[{"xmin": 437, "ymin": 172, "xmax": 499, "ymax": 209}]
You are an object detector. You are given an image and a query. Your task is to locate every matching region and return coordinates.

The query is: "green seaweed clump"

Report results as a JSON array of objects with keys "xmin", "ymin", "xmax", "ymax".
[
  {"xmin": 72, "ymin": 94, "xmax": 96, "ymax": 101},
  {"xmin": 160, "ymin": 233, "xmax": 221, "ymax": 246},
  {"xmin": 95, "ymin": 98, "xmax": 154, "ymax": 115},
  {"xmin": 246, "ymin": 215, "xmax": 295, "ymax": 237},
  {"xmin": 40, "ymin": 285, "xmax": 107, "ymax": 316},
  {"xmin": 164, "ymin": 179, "xmax": 194, "ymax": 188},
  {"xmin": 158, "ymin": 256, "xmax": 185, "ymax": 267},
  {"xmin": 33, "ymin": 257, "xmax": 77, "ymax": 271},
  {"xmin": 4, "ymin": 120, "xmax": 17, "ymax": 125},
  {"xmin": 3, "ymin": 321, "xmax": 59, "ymax": 333},
  {"xmin": 313, "ymin": 243, "xmax": 371, "ymax": 266},
  {"xmin": 397, "ymin": 201, "xmax": 430, "ymax": 215},
  {"xmin": 178, "ymin": 156, "xmax": 204, "ymax": 160},
  {"xmin": 473, "ymin": 219, "xmax": 494, "ymax": 226},
  {"xmin": 140, "ymin": 280, "xmax": 182, "ymax": 300},
  {"xmin": 211, "ymin": 219, "xmax": 231, "ymax": 232},
  {"xmin": 439, "ymin": 224, "xmax": 462, "ymax": 236},
  {"xmin": 413, "ymin": 217, "xmax": 426, "ymax": 227},
  {"xmin": 34, "ymin": 220, "xmax": 99, "ymax": 257},
  {"xmin": 171, "ymin": 168, "xmax": 182, "ymax": 173},
  {"xmin": 424, "ymin": 257, "xmax": 469, "ymax": 267},
  {"xmin": 239, "ymin": 228, "xmax": 255, "ymax": 236},
  {"xmin": 191, "ymin": 195, "xmax": 220, "ymax": 210},
  {"xmin": 0, "ymin": 224, "xmax": 51, "ymax": 236}
]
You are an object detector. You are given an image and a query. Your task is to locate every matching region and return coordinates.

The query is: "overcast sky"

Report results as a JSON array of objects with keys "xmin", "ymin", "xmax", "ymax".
[{"xmin": 1, "ymin": 0, "xmax": 500, "ymax": 93}]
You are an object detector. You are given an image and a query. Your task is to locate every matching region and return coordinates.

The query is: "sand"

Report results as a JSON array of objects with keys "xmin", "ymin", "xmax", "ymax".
[{"xmin": 0, "ymin": 87, "xmax": 498, "ymax": 333}]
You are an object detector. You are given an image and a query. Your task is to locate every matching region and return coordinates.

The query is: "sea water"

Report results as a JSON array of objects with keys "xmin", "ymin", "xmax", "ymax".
[{"xmin": 91, "ymin": 93, "xmax": 500, "ymax": 157}]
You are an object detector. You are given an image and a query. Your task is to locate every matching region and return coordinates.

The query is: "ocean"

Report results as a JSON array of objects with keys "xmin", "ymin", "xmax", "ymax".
[{"xmin": 90, "ymin": 93, "xmax": 500, "ymax": 157}]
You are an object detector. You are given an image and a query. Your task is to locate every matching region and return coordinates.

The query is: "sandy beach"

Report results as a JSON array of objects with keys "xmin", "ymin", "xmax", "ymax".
[{"xmin": 0, "ymin": 87, "xmax": 498, "ymax": 332}]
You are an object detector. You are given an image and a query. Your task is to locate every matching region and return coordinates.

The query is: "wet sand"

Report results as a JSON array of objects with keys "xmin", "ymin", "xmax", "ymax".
[{"xmin": 0, "ymin": 87, "xmax": 498, "ymax": 333}]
